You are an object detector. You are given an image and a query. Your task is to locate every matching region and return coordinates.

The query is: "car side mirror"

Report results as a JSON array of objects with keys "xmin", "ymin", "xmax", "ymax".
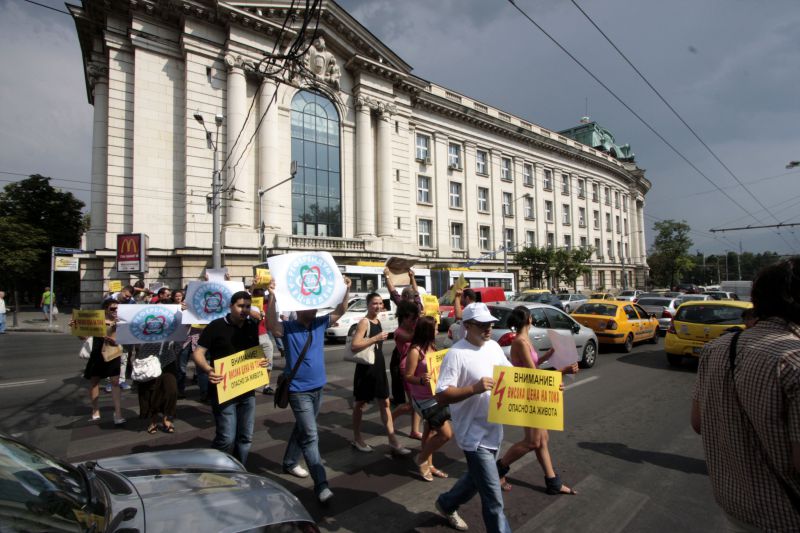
[{"xmin": 572, "ymin": 323, "xmax": 581, "ymax": 334}]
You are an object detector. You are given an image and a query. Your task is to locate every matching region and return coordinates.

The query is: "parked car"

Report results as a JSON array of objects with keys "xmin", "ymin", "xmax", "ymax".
[
  {"xmin": 615, "ymin": 289, "xmax": 644, "ymax": 302},
  {"xmin": 704, "ymin": 291, "xmax": 740, "ymax": 301},
  {"xmin": 571, "ymin": 299, "xmax": 660, "ymax": 352},
  {"xmin": 486, "ymin": 302, "xmax": 598, "ymax": 368},
  {"xmin": 675, "ymin": 294, "xmax": 711, "ymax": 307},
  {"xmin": 664, "ymin": 300, "xmax": 753, "ymax": 366},
  {"xmin": 0, "ymin": 433, "xmax": 319, "ymax": 533},
  {"xmin": 326, "ymin": 291, "xmax": 397, "ymax": 342},
  {"xmin": 636, "ymin": 297, "xmax": 680, "ymax": 334},
  {"xmin": 557, "ymin": 293, "xmax": 588, "ymax": 313},
  {"xmin": 438, "ymin": 286, "xmax": 506, "ymax": 332},
  {"xmin": 513, "ymin": 290, "xmax": 564, "ymax": 310}
]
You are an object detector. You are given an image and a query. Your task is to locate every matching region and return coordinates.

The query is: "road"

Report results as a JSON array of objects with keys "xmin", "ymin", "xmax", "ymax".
[{"xmin": 0, "ymin": 332, "xmax": 730, "ymax": 532}]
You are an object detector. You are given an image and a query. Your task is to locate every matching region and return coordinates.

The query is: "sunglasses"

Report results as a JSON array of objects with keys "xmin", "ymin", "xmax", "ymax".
[{"xmin": 467, "ymin": 321, "xmax": 493, "ymax": 330}]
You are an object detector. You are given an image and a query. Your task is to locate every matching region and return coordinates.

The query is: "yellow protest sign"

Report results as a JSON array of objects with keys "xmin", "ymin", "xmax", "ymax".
[
  {"xmin": 251, "ymin": 296, "xmax": 264, "ymax": 311},
  {"xmin": 425, "ymin": 349, "xmax": 448, "ymax": 395},
  {"xmin": 71, "ymin": 310, "xmax": 107, "ymax": 337},
  {"xmin": 444, "ymin": 274, "xmax": 469, "ymax": 304},
  {"xmin": 213, "ymin": 345, "xmax": 268, "ymax": 403},
  {"xmin": 253, "ymin": 268, "xmax": 271, "ymax": 289},
  {"xmin": 108, "ymin": 280, "xmax": 123, "ymax": 293},
  {"xmin": 488, "ymin": 366, "xmax": 564, "ymax": 431},
  {"xmin": 422, "ymin": 294, "xmax": 440, "ymax": 327}
]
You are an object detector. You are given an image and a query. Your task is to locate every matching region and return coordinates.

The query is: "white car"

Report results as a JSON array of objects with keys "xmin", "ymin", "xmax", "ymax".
[
  {"xmin": 615, "ymin": 289, "xmax": 644, "ymax": 302},
  {"xmin": 325, "ymin": 293, "xmax": 398, "ymax": 342}
]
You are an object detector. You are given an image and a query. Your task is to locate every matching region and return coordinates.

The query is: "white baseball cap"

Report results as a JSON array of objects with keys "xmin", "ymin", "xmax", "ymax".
[{"xmin": 462, "ymin": 302, "xmax": 497, "ymax": 323}]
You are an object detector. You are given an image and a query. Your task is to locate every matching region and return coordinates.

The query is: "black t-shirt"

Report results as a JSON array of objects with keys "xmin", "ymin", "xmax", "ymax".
[{"xmin": 197, "ymin": 314, "xmax": 259, "ymax": 405}]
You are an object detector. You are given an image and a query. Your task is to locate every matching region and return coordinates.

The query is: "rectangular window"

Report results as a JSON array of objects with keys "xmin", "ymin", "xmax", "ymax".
[
  {"xmin": 623, "ymin": 194, "xmax": 628, "ymax": 212},
  {"xmin": 501, "ymin": 157, "xmax": 513, "ymax": 181},
  {"xmin": 415, "ymin": 134, "xmax": 430, "ymax": 161},
  {"xmin": 594, "ymin": 238, "xmax": 601, "ymax": 259},
  {"xmin": 524, "ymin": 196, "xmax": 534, "ymax": 219},
  {"xmin": 617, "ymin": 241, "xmax": 623, "ymax": 258},
  {"xmin": 543, "ymin": 169, "xmax": 553, "ymax": 190},
  {"xmin": 578, "ymin": 179, "xmax": 586, "ymax": 198},
  {"xmin": 504, "ymin": 228, "xmax": 515, "ymax": 250},
  {"xmin": 476, "ymin": 149, "xmax": 488, "ymax": 175},
  {"xmin": 593, "ymin": 210, "xmax": 600, "ymax": 229},
  {"xmin": 449, "ymin": 181, "xmax": 463, "ymax": 209},
  {"xmin": 562, "ymin": 204, "xmax": 571, "ymax": 225},
  {"xmin": 616, "ymin": 215, "xmax": 621, "ymax": 233},
  {"xmin": 547, "ymin": 232, "xmax": 555, "ymax": 249},
  {"xmin": 592, "ymin": 183, "xmax": 599, "ymax": 202},
  {"xmin": 564, "ymin": 235, "xmax": 572, "ymax": 250},
  {"xmin": 477, "ymin": 187, "xmax": 489, "ymax": 212},
  {"xmin": 526, "ymin": 230, "xmax": 535, "ymax": 247},
  {"xmin": 545, "ymin": 200, "xmax": 553, "ymax": 222},
  {"xmin": 607, "ymin": 239, "xmax": 613, "ymax": 259},
  {"xmin": 583, "ymin": 272, "xmax": 592, "ymax": 289},
  {"xmin": 615, "ymin": 191, "xmax": 620, "ymax": 208},
  {"xmin": 611, "ymin": 270, "xmax": 617, "ymax": 287},
  {"xmin": 450, "ymin": 222, "xmax": 464, "ymax": 249},
  {"xmin": 523, "ymin": 163, "xmax": 533, "ymax": 186},
  {"xmin": 418, "ymin": 219, "xmax": 432, "ymax": 248},
  {"xmin": 624, "ymin": 242, "xmax": 629, "ymax": 260},
  {"xmin": 562, "ymin": 173, "xmax": 570, "ymax": 194},
  {"xmin": 479, "ymin": 225, "xmax": 491, "ymax": 250},
  {"xmin": 605, "ymin": 213, "xmax": 612, "ymax": 231},
  {"xmin": 417, "ymin": 175, "xmax": 431, "ymax": 204},
  {"xmin": 598, "ymin": 270, "xmax": 605, "ymax": 287},
  {"xmin": 448, "ymin": 143, "xmax": 462, "ymax": 169},
  {"xmin": 624, "ymin": 218, "xmax": 628, "ymax": 235},
  {"xmin": 579, "ymin": 207, "xmax": 586, "ymax": 227},
  {"xmin": 503, "ymin": 192, "xmax": 513, "ymax": 217},
  {"xmin": 580, "ymin": 236, "xmax": 588, "ymax": 249},
  {"xmin": 604, "ymin": 187, "xmax": 611, "ymax": 205}
]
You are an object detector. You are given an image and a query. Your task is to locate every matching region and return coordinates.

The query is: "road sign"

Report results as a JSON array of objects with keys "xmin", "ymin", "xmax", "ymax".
[{"xmin": 54, "ymin": 247, "xmax": 84, "ymax": 255}]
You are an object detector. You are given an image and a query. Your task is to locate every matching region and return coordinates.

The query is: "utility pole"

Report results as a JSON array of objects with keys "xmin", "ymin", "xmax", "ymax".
[
  {"xmin": 258, "ymin": 160, "xmax": 298, "ymax": 262},
  {"xmin": 738, "ymin": 241, "xmax": 743, "ymax": 280},
  {"xmin": 194, "ymin": 112, "xmax": 224, "ymax": 269}
]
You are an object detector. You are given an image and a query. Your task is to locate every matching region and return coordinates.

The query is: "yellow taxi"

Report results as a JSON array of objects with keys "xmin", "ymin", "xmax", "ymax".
[
  {"xmin": 664, "ymin": 300, "xmax": 752, "ymax": 366},
  {"xmin": 571, "ymin": 299, "xmax": 660, "ymax": 352}
]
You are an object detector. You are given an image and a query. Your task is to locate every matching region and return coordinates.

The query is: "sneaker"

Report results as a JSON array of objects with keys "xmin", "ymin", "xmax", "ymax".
[
  {"xmin": 435, "ymin": 501, "xmax": 468, "ymax": 531},
  {"xmin": 120, "ymin": 381, "xmax": 131, "ymax": 391},
  {"xmin": 351, "ymin": 441, "xmax": 373, "ymax": 453},
  {"xmin": 284, "ymin": 464, "xmax": 309, "ymax": 478},
  {"xmin": 318, "ymin": 487, "xmax": 334, "ymax": 504},
  {"xmin": 104, "ymin": 383, "xmax": 112, "ymax": 393},
  {"xmin": 113, "ymin": 416, "xmax": 126, "ymax": 427}
]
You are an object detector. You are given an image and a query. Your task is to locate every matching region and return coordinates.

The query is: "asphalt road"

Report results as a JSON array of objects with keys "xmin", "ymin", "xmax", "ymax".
[{"xmin": 0, "ymin": 332, "xmax": 731, "ymax": 532}]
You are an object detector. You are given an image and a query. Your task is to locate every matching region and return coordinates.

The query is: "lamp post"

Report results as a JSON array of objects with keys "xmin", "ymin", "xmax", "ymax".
[
  {"xmin": 257, "ymin": 160, "xmax": 298, "ymax": 262},
  {"xmin": 194, "ymin": 112, "xmax": 224, "ymax": 269}
]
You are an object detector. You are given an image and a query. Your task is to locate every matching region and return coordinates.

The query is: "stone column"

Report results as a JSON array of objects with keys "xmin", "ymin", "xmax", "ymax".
[
  {"xmin": 87, "ymin": 61, "xmax": 109, "ymax": 249},
  {"xmin": 355, "ymin": 95, "xmax": 374, "ymax": 237},
  {"xmin": 224, "ymin": 54, "xmax": 251, "ymax": 228},
  {"xmin": 258, "ymin": 77, "xmax": 280, "ymax": 232},
  {"xmin": 376, "ymin": 103, "xmax": 394, "ymax": 237},
  {"xmin": 637, "ymin": 202, "xmax": 646, "ymax": 263}
]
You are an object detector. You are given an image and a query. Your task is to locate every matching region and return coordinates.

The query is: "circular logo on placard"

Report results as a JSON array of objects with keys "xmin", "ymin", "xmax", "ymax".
[
  {"xmin": 129, "ymin": 306, "xmax": 179, "ymax": 342},
  {"xmin": 287, "ymin": 254, "xmax": 336, "ymax": 308},
  {"xmin": 191, "ymin": 282, "xmax": 232, "ymax": 321}
]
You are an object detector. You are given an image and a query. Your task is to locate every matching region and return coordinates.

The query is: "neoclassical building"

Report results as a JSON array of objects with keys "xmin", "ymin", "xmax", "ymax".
[{"xmin": 70, "ymin": 0, "xmax": 650, "ymax": 303}]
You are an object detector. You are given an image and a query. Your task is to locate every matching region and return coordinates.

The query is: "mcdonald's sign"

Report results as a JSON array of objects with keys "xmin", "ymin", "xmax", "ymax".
[{"xmin": 116, "ymin": 233, "xmax": 148, "ymax": 273}]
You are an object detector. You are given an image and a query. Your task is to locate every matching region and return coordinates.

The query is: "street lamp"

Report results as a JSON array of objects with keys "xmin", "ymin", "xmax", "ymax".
[
  {"xmin": 194, "ymin": 112, "xmax": 224, "ymax": 269},
  {"xmin": 257, "ymin": 160, "xmax": 298, "ymax": 262}
]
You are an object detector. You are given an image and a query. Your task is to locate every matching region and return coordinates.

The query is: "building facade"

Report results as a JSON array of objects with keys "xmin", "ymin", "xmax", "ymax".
[{"xmin": 70, "ymin": 0, "xmax": 650, "ymax": 303}]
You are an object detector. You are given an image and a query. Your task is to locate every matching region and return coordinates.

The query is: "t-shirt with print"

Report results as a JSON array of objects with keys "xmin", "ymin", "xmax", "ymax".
[
  {"xmin": 283, "ymin": 315, "xmax": 331, "ymax": 392},
  {"xmin": 197, "ymin": 314, "xmax": 259, "ymax": 406},
  {"xmin": 436, "ymin": 337, "xmax": 510, "ymax": 452}
]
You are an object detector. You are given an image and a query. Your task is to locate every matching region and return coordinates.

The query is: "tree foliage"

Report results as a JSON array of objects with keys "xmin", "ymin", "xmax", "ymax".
[
  {"xmin": 514, "ymin": 246, "xmax": 554, "ymax": 288},
  {"xmin": 559, "ymin": 247, "xmax": 594, "ymax": 290},
  {"xmin": 515, "ymin": 245, "xmax": 594, "ymax": 289},
  {"xmin": 647, "ymin": 220, "xmax": 694, "ymax": 287}
]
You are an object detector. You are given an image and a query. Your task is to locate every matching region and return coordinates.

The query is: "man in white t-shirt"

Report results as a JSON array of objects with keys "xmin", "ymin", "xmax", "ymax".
[{"xmin": 435, "ymin": 302, "xmax": 511, "ymax": 533}]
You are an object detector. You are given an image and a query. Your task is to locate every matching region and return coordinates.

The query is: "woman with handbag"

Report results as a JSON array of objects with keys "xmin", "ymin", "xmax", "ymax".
[
  {"xmin": 80, "ymin": 298, "xmax": 126, "ymax": 426},
  {"xmin": 350, "ymin": 292, "xmax": 411, "ymax": 456},
  {"xmin": 135, "ymin": 341, "xmax": 179, "ymax": 434},
  {"xmin": 403, "ymin": 316, "xmax": 453, "ymax": 481}
]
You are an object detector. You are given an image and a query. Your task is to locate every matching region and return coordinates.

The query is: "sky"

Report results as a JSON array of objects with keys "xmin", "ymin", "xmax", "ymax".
[{"xmin": 1, "ymin": 0, "xmax": 799, "ymax": 256}]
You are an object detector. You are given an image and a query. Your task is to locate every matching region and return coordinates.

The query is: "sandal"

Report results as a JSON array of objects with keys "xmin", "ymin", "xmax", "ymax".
[
  {"xmin": 162, "ymin": 424, "xmax": 175, "ymax": 434},
  {"xmin": 418, "ymin": 462, "xmax": 433, "ymax": 482},
  {"xmin": 430, "ymin": 467, "xmax": 449, "ymax": 479},
  {"xmin": 545, "ymin": 474, "xmax": 577, "ymax": 495},
  {"xmin": 500, "ymin": 478, "xmax": 513, "ymax": 492},
  {"xmin": 408, "ymin": 431, "xmax": 423, "ymax": 441},
  {"xmin": 146, "ymin": 423, "xmax": 159, "ymax": 434}
]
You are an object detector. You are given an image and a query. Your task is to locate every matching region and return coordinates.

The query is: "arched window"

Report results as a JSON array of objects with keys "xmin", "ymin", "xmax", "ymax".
[{"xmin": 290, "ymin": 91, "xmax": 341, "ymax": 237}]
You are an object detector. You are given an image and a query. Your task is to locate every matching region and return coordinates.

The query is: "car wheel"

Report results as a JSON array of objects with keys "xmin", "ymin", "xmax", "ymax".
[
  {"xmin": 666, "ymin": 353, "xmax": 683, "ymax": 367},
  {"xmin": 623, "ymin": 334, "xmax": 634, "ymax": 353},
  {"xmin": 649, "ymin": 330, "xmax": 659, "ymax": 344},
  {"xmin": 579, "ymin": 340, "xmax": 596, "ymax": 369}
]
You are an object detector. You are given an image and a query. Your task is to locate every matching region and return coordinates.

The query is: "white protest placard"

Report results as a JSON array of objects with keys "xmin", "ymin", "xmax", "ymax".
[
  {"xmin": 545, "ymin": 330, "xmax": 580, "ymax": 370},
  {"xmin": 267, "ymin": 251, "xmax": 346, "ymax": 312},
  {"xmin": 116, "ymin": 304, "xmax": 189, "ymax": 344},
  {"xmin": 182, "ymin": 280, "xmax": 246, "ymax": 324},
  {"xmin": 205, "ymin": 268, "xmax": 228, "ymax": 282}
]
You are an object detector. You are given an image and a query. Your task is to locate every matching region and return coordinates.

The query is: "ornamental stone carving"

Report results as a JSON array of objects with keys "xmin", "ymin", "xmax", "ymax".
[
  {"xmin": 87, "ymin": 61, "xmax": 109, "ymax": 88},
  {"xmin": 355, "ymin": 94, "xmax": 396, "ymax": 117},
  {"xmin": 302, "ymin": 37, "xmax": 341, "ymax": 90}
]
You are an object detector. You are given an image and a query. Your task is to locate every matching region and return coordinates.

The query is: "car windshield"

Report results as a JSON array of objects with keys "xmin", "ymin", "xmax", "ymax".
[
  {"xmin": 574, "ymin": 303, "xmax": 617, "ymax": 316},
  {"xmin": 517, "ymin": 293, "xmax": 551, "ymax": 303},
  {"xmin": 637, "ymin": 298, "xmax": 672, "ymax": 307},
  {"xmin": 347, "ymin": 299, "xmax": 367, "ymax": 312},
  {"xmin": 557, "ymin": 294, "xmax": 571, "ymax": 301},
  {"xmin": 590, "ymin": 294, "xmax": 608, "ymax": 299},
  {"xmin": 675, "ymin": 305, "xmax": 746, "ymax": 325},
  {"xmin": 488, "ymin": 306, "xmax": 513, "ymax": 328},
  {"xmin": 0, "ymin": 437, "xmax": 100, "ymax": 532},
  {"xmin": 679, "ymin": 295, "xmax": 707, "ymax": 302},
  {"xmin": 619, "ymin": 291, "xmax": 636, "ymax": 296}
]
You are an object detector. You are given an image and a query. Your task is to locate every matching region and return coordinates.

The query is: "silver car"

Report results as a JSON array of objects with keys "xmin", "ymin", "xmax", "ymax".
[
  {"xmin": 636, "ymin": 297, "xmax": 680, "ymax": 333},
  {"xmin": 0, "ymin": 434, "xmax": 319, "ymax": 533},
  {"xmin": 556, "ymin": 293, "xmax": 588, "ymax": 313},
  {"xmin": 615, "ymin": 289, "xmax": 643, "ymax": 302},
  {"xmin": 487, "ymin": 302, "xmax": 599, "ymax": 368}
]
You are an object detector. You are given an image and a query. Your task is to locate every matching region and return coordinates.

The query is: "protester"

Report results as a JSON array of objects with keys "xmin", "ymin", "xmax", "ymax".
[
  {"xmin": 391, "ymin": 301, "xmax": 423, "ymax": 439},
  {"xmin": 79, "ymin": 298, "xmax": 125, "ymax": 426},
  {"xmin": 404, "ymin": 316, "xmax": 453, "ymax": 481},
  {"xmin": 692, "ymin": 258, "xmax": 800, "ymax": 531},
  {"xmin": 40, "ymin": 286, "xmax": 53, "ymax": 320},
  {"xmin": 172, "ymin": 290, "xmax": 185, "ymax": 306},
  {"xmin": 111, "ymin": 285, "xmax": 137, "ymax": 392},
  {"xmin": 135, "ymin": 341, "xmax": 179, "ymax": 434},
  {"xmin": 449, "ymin": 288, "xmax": 477, "ymax": 342},
  {"xmin": 350, "ymin": 292, "xmax": 411, "ymax": 456},
  {"xmin": 266, "ymin": 277, "xmax": 352, "ymax": 504},
  {"xmin": 192, "ymin": 291, "xmax": 265, "ymax": 465},
  {"xmin": 0, "ymin": 290, "xmax": 6, "ymax": 334},
  {"xmin": 496, "ymin": 306, "xmax": 578, "ymax": 494},
  {"xmin": 132, "ymin": 280, "xmax": 151, "ymax": 303},
  {"xmin": 250, "ymin": 287, "xmax": 275, "ymax": 395},
  {"xmin": 384, "ymin": 267, "xmax": 424, "ymax": 312},
  {"xmin": 434, "ymin": 302, "xmax": 511, "ymax": 532}
]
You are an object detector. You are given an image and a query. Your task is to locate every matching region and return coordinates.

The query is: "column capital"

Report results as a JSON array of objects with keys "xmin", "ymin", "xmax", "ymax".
[
  {"xmin": 224, "ymin": 53, "xmax": 246, "ymax": 71},
  {"xmin": 87, "ymin": 60, "xmax": 109, "ymax": 88},
  {"xmin": 377, "ymin": 101, "xmax": 396, "ymax": 121}
]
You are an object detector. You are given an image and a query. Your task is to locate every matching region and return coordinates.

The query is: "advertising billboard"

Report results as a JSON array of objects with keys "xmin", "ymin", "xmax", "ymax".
[{"xmin": 116, "ymin": 233, "xmax": 148, "ymax": 273}]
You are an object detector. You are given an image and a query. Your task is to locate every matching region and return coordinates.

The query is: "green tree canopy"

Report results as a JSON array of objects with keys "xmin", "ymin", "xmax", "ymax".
[
  {"xmin": 515, "ymin": 246, "xmax": 554, "ymax": 288},
  {"xmin": 558, "ymin": 247, "xmax": 594, "ymax": 290},
  {"xmin": 648, "ymin": 220, "xmax": 694, "ymax": 287}
]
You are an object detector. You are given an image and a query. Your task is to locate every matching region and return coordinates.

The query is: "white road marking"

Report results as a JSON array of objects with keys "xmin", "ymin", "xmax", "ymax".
[
  {"xmin": 564, "ymin": 375, "xmax": 599, "ymax": 390},
  {"xmin": 0, "ymin": 379, "xmax": 47, "ymax": 389}
]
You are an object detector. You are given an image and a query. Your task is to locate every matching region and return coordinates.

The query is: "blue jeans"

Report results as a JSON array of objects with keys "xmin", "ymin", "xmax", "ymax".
[
  {"xmin": 177, "ymin": 344, "xmax": 191, "ymax": 393},
  {"xmin": 211, "ymin": 394, "xmax": 255, "ymax": 465},
  {"xmin": 0, "ymin": 312, "xmax": 5, "ymax": 333},
  {"xmin": 283, "ymin": 388, "xmax": 328, "ymax": 495},
  {"xmin": 437, "ymin": 447, "xmax": 511, "ymax": 533}
]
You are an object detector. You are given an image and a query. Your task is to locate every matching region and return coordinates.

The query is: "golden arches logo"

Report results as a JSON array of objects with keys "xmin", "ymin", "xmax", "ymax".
[{"xmin": 119, "ymin": 237, "xmax": 138, "ymax": 255}]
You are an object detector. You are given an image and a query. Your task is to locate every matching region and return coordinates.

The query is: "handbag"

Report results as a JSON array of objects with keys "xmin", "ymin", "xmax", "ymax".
[
  {"xmin": 345, "ymin": 320, "xmax": 375, "ymax": 365},
  {"xmin": 101, "ymin": 341, "xmax": 123, "ymax": 362},
  {"xmin": 131, "ymin": 344, "xmax": 164, "ymax": 382},
  {"xmin": 79, "ymin": 338, "xmax": 93, "ymax": 360},
  {"xmin": 274, "ymin": 324, "xmax": 314, "ymax": 409}
]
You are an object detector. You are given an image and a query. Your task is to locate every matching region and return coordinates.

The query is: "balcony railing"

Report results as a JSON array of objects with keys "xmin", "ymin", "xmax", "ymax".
[{"xmin": 275, "ymin": 234, "xmax": 366, "ymax": 251}]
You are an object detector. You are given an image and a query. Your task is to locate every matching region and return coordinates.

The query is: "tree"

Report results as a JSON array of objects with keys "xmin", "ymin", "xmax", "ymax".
[
  {"xmin": 559, "ymin": 247, "xmax": 594, "ymax": 290},
  {"xmin": 0, "ymin": 217, "xmax": 48, "ymax": 312},
  {"xmin": 0, "ymin": 175, "xmax": 87, "ymax": 302},
  {"xmin": 648, "ymin": 220, "xmax": 694, "ymax": 288},
  {"xmin": 514, "ymin": 246, "xmax": 554, "ymax": 288}
]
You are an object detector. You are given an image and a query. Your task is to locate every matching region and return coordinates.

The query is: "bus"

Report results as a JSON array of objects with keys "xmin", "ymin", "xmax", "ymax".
[
  {"xmin": 338, "ymin": 263, "xmax": 432, "ymax": 299},
  {"xmin": 430, "ymin": 269, "xmax": 516, "ymax": 297}
]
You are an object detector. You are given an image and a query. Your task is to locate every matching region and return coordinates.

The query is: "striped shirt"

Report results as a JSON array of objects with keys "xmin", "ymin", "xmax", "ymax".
[{"xmin": 693, "ymin": 318, "xmax": 800, "ymax": 531}]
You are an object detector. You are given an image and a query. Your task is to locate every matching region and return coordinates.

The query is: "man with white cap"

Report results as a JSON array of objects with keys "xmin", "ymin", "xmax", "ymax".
[{"xmin": 434, "ymin": 302, "xmax": 511, "ymax": 532}]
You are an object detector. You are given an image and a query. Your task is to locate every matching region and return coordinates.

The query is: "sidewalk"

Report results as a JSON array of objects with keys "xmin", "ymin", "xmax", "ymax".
[{"xmin": 4, "ymin": 308, "xmax": 73, "ymax": 333}]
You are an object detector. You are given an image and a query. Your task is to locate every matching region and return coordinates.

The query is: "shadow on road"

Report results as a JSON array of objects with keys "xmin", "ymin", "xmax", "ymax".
[
  {"xmin": 616, "ymin": 352, "xmax": 699, "ymax": 372},
  {"xmin": 577, "ymin": 441, "xmax": 707, "ymax": 475}
]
